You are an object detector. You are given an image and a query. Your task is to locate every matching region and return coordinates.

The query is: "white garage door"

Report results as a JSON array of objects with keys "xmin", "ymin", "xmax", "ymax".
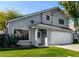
[{"xmin": 51, "ymin": 31, "xmax": 73, "ymax": 44}]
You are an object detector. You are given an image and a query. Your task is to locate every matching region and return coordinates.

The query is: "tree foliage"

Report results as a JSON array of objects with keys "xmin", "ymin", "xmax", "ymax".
[
  {"xmin": 0, "ymin": 11, "xmax": 7, "ymax": 30},
  {"xmin": 59, "ymin": 1, "xmax": 79, "ymax": 29},
  {"xmin": 0, "ymin": 10, "xmax": 22, "ymax": 30},
  {"xmin": 6, "ymin": 10, "xmax": 22, "ymax": 21}
]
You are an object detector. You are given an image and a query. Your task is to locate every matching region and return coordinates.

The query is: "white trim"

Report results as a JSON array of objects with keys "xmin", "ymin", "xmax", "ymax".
[
  {"xmin": 31, "ymin": 24, "xmax": 72, "ymax": 32},
  {"xmin": 35, "ymin": 28, "xmax": 38, "ymax": 46},
  {"xmin": 13, "ymin": 28, "xmax": 30, "ymax": 41},
  {"xmin": 45, "ymin": 38, "xmax": 48, "ymax": 46}
]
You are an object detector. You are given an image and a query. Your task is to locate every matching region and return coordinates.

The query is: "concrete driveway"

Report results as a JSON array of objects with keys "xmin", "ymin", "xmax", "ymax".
[{"xmin": 55, "ymin": 44, "xmax": 79, "ymax": 52}]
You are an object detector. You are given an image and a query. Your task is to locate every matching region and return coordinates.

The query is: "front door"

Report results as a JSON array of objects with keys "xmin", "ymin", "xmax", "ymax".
[
  {"xmin": 42, "ymin": 29, "xmax": 47, "ymax": 45},
  {"xmin": 37, "ymin": 29, "xmax": 47, "ymax": 45},
  {"xmin": 38, "ymin": 30, "xmax": 42, "ymax": 45}
]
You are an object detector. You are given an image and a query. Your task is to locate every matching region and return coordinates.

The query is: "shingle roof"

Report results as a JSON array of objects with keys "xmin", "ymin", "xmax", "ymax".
[{"xmin": 7, "ymin": 6, "xmax": 61, "ymax": 23}]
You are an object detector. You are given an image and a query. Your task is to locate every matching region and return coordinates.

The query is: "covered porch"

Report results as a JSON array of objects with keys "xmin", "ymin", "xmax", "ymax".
[
  {"xmin": 34, "ymin": 28, "xmax": 48, "ymax": 47},
  {"xmin": 31, "ymin": 24, "xmax": 51, "ymax": 47},
  {"xmin": 31, "ymin": 24, "xmax": 72, "ymax": 47}
]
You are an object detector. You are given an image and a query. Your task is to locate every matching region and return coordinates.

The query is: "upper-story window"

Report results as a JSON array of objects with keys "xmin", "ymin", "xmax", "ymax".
[
  {"xmin": 46, "ymin": 15, "xmax": 50, "ymax": 20},
  {"xmin": 59, "ymin": 19, "xmax": 64, "ymax": 25}
]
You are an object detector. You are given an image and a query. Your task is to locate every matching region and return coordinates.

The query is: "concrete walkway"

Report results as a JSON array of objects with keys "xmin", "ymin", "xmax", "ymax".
[{"xmin": 55, "ymin": 44, "xmax": 79, "ymax": 52}]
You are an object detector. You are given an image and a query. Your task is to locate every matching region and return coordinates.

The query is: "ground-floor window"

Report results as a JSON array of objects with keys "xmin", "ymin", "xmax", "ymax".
[{"xmin": 14, "ymin": 29, "xmax": 29, "ymax": 40}]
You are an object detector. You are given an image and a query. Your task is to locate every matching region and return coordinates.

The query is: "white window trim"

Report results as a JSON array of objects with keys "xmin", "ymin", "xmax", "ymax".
[
  {"xmin": 13, "ymin": 28, "xmax": 30, "ymax": 41},
  {"xmin": 59, "ymin": 19, "xmax": 64, "ymax": 25},
  {"xmin": 46, "ymin": 14, "xmax": 51, "ymax": 22}
]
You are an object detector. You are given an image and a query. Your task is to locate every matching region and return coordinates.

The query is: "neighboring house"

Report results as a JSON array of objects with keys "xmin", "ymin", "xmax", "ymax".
[{"xmin": 6, "ymin": 7, "xmax": 73, "ymax": 47}]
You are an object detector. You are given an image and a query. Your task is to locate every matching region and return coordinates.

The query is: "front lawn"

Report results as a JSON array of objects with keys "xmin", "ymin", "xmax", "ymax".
[{"xmin": 0, "ymin": 47, "xmax": 79, "ymax": 57}]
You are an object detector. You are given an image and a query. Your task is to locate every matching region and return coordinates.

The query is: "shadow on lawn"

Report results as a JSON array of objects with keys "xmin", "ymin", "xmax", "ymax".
[
  {"xmin": 0, "ymin": 47, "xmax": 48, "ymax": 51},
  {"xmin": 0, "ymin": 47, "xmax": 37, "ymax": 51}
]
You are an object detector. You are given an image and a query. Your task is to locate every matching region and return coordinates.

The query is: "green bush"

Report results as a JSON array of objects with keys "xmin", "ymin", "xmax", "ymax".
[{"xmin": 6, "ymin": 34, "xmax": 19, "ymax": 47}]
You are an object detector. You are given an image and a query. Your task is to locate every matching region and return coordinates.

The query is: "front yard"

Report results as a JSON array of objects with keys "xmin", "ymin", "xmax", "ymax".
[{"xmin": 0, "ymin": 47, "xmax": 79, "ymax": 57}]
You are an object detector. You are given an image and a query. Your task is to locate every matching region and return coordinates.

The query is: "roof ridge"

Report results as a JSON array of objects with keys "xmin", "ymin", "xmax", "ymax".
[{"xmin": 7, "ymin": 6, "xmax": 61, "ymax": 23}]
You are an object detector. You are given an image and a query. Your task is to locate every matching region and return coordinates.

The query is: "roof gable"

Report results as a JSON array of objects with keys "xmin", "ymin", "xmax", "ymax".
[{"xmin": 8, "ymin": 6, "xmax": 61, "ymax": 23}]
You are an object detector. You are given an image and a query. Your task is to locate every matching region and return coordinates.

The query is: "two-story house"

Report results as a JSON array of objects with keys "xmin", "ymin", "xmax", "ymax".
[{"xmin": 7, "ymin": 7, "xmax": 73, "ymax": 47}]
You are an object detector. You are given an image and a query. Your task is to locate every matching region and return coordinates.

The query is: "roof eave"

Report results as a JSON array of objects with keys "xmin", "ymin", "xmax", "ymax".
[{"xmin": 7, "ymin": 6, "xmax": 61, "ymax": 23}]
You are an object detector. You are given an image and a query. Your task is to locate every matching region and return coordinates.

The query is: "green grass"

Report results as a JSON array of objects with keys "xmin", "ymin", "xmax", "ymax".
[{"xmin": 0, "ymin": 47, "xmax": 79, "ymax": 57}]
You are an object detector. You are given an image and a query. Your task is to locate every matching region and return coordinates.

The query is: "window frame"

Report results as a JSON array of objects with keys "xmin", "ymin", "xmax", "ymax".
[
  {"xmin": 46, "ymin": 15, "xmax": 50, "ymax": 21},
  {"xmin": 59, "ymin": 19, "xmax": 64, "ymax": 25},
  {"xmin": 14, "ymin": 29, "xmax": 30, "ymax": 40}
]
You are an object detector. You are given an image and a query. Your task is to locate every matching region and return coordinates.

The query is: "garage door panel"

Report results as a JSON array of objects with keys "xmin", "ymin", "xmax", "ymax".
[{"xmin": 51, "ymin": 31, "xmax": 73, "ymax": 44}]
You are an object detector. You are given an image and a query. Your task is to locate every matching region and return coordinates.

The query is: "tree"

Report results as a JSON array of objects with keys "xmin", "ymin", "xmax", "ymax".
[
  {"xmin": 6, "ymin": 10, "xmax": 22, "ymax": 21},
  {"xmin": 0, "ymin": 11, "xmax": 7, "ymax": 30},
  {"xmin": 59, "ymin": 1, "xmax": 79, "ymax": 29},
  {"xmin": 0, "ymin": 10, "xmax": 23, "ymax": 30}
]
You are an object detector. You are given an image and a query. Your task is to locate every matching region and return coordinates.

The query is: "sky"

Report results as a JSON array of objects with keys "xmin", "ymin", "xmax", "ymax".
[
  {"xmin": 0, "ymin": 1, "xmax": 59, "ymax": 15},
  {"xmin": 0, "ymin": 1, "xmax": 75, "ymax": 30}
]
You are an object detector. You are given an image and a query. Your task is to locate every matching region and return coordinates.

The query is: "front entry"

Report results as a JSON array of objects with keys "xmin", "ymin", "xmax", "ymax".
[
  {"xmin": 38, "ymin": 30, "xmax": 42, "ymax": 45},
  {"xmin": 37, "ymin": 29, "xmax": 47, "ymax": 45}
]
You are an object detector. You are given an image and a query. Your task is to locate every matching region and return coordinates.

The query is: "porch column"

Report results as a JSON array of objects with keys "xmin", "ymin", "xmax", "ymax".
[
  {"xmin": 45, "ymin": 30, "xmax": 48, "ymax": 46},
  {"xmin": 45, "ymin": 38, "xmax": 48, "ymax": 46},
  {"xmin": 35, "ymin": 28, "xmax": 38, "ymax": 46}
]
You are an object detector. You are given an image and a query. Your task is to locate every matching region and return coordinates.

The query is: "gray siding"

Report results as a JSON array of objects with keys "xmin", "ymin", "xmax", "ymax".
[
  {"xmin": 42, "ymin": 10, "xmax": 69, "ymax": 28},
  {"xmin": 52, "ymin": 12, "xmax": 69, "ymax": 28},
  {"xmin": 7, "ymin": 14, "xmax": 41, "ymax": 46},
  {"xmin": 7, "ymin": 8, "xmax": 71, "ymax": 46},
  {"xmin": 42, "ymin": 11, "xmax": 52, "ymax": 25},
  {"xmin": 47, "ymin": 29, "xmax": 51, "ymax": 45},
  {"xmin": 30, "ymin": 29, "xmax": 35, "ymax": 45},
  {"xmin": 8, "ymin": 14, "xmax": 41, "ymax": 35},
  {"xmin": 8, "ymin": 10, "xmax": 69, "ymax": 35}
]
